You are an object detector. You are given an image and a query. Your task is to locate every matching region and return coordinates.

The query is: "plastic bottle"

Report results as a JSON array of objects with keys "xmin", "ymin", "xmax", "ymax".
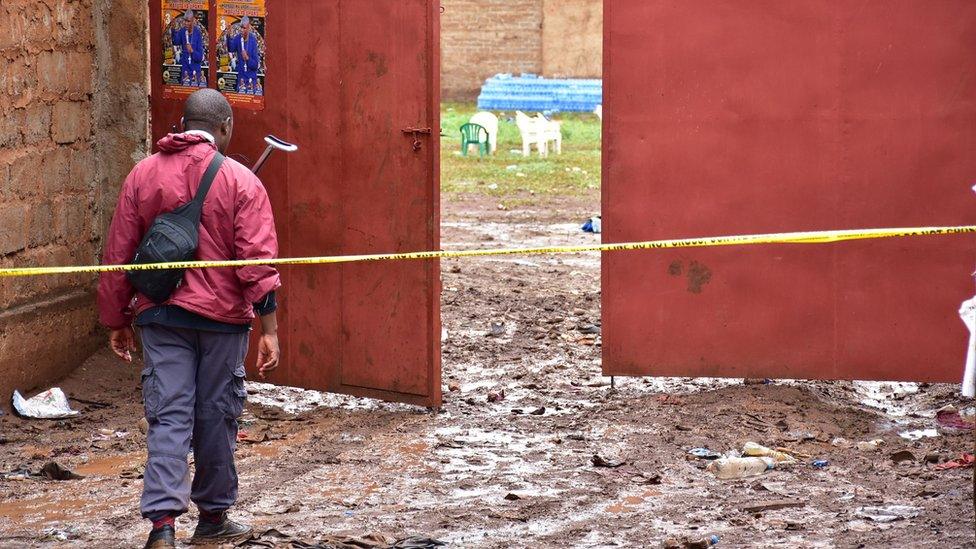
[
  {"xmin": 706, "ymin": 456, "xmax": 775, "ymax": 479},
  {"xmin": 742, "ymin": 442, "xmax": 796, "ymax": 463}
]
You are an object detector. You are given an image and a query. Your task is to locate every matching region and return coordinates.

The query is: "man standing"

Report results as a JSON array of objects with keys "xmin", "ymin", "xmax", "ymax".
[
  {"xmin": 98, "ymin": 89, "xmax": 281, "ymax": 549},
  {"xmin": 227, "ymin": 16, "xmax": 260, "ymax": 93},
  {"xmin": 172, "ymin": 10, "xmax": 204, "ymax": 86}
]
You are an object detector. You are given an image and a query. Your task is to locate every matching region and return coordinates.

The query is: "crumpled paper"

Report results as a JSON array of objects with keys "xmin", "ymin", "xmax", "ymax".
[{"xmin": 12, "ymin": 388, "xmax": 79, "ymax": 419}]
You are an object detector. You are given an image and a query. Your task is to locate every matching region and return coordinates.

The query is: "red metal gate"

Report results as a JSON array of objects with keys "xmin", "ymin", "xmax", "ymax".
[
  {"xmin": 602, "ymin": 1, "xmax": 976, "ymax": 382},
  {"xmin": 149, "ymin": 0, "xmax": 441, "ymax": 406}
]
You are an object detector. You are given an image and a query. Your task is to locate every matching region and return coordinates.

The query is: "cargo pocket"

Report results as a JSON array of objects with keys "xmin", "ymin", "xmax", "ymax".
[
  {"xmin": 141, "ymin": 366, "xmax": 160, "ymax": 421},
  {"xmin": 226, "ymin": 363, "xmax": 247, "ymax": 419}
]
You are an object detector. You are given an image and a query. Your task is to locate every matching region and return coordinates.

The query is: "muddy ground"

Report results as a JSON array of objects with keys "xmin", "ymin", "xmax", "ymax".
[{"xmin": 1, "ymin": 194, "xmax": 974, "ymax": 548}]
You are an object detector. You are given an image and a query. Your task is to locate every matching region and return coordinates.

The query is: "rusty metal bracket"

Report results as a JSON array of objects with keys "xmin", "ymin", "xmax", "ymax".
[{"xmin": 402, "ymin": 127, "xmax": 432, "ymax": 151}]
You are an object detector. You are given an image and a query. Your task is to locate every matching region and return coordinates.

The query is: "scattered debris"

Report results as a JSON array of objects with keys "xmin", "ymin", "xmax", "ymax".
[
  {"xmin": 855, "ymin": 505, "xmax": 921, "ymax": 523},
  {"xmin": 447, "ymin": 382, "xmax": 461, "ymax": 392},
  {"xmin": 529, "ymin": 406, "xmax": 546, "ymax": 416},
  {"xmin": 581, "ymin": 216, "xmax": 602, "ymax": 234},
  {"xmin": 487, "ymin": 322, "xmax": 506, "ymax": 337},
  {"xmin": 688, "ymin": 448, "xmax": 722, "ymax": 460},
  {"xmin": 503, "ymin": 493, "xmax": 521, "ymax": 501},
  {"xmin": 707, "ymin": 457, "xmax": 775, "ymax": 479},
  {"xmin": 742, "ymin": 442, "xmax": 797, "ymax": 463},
  {"xmin": 12, "ymin": 388, "xmax": 79, "ymax": 419},
  {"xmin": 40, "ymin": 461, "xmax": 84, "ymax": 481},
  {"xmin": 936, "ymin": 405, "xmax": 975, "ymax": 433},
  {"xmin": 120, "ymin": 464, "xmax": 145, "ymax": 479},
  {"xmin": 740, "ymin": 498, "xmax": 807, "ymax": 513},
  {"xmin": 487, "ymin": 389, "xmax": 506, "ymax": 403},
  {"xmin": 933, "ymin": 453, "xmax": 975, "ymax": 471},
  {"xmin": 662, "ymin": 534, "xmax": 720, "ymax": 548},
  {"xmin": 856, "ymin": 439, "xmax": 885, "ymax": 452},
  {"xmin": 811, "ymin": 459, "xmax": 829, "ymax": 469},
  {"xmin": 591, "ymin": 454, "xmax": 626, "ymax": 468}
]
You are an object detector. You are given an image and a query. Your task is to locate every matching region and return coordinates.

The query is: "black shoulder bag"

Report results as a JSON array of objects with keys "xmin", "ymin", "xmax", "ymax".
[{"xmin": 127, "ymin": 152, "xmax": 225, "ymax": 304}]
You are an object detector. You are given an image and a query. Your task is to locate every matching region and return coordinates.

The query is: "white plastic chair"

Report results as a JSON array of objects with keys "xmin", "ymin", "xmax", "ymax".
[
  {"xmin": 515, "ymin": 111, "xmax": 561, "ymax": 157},
  {"xmin": 535, "ymin": 113, "xmax": 562, "ymax": 155},
  {"xmin": 469, "ymin": 111, "xmax": 498, "ymax": 154}
]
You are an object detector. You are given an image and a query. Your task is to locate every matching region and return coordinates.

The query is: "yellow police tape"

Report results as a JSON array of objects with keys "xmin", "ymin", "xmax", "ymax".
[{"xmin": 1, "ymin": 225, "xmax": 974, "ymax": 278}]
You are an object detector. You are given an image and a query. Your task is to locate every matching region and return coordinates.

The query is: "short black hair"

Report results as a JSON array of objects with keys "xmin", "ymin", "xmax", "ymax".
[{"xmin": 183, "ymin": 88, "xmax": 232, "ymax": 132}]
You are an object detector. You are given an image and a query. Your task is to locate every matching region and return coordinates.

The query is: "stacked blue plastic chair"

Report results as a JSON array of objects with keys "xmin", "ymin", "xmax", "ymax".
[{"xmin": 477, "ymin": 74, "xmax": 603, "ymax": 113}]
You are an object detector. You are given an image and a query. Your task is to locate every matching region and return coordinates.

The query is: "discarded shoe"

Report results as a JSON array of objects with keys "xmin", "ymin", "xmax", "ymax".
[
  {"xmin": 190, "ymin": 512, "xmax": 253, "ymax": 545},
  {"xmin": 144, "ymin": 524, "xmax": 176, "ymax": 549}
]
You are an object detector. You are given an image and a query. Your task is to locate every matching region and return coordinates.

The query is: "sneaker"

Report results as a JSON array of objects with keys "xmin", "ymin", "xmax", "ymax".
[
  {"xmin": 190, "ymin": 512, "xmax": 253, "ymax": 545},
  {"xmin": 144, "ymin": 524, "xmax": 176, "ymax": 549}
]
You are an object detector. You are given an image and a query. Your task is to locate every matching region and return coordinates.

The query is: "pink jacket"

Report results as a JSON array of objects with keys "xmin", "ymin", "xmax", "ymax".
[{"xmin": 98, "ymin": 133, "xmax": 281, "ymax": 330}]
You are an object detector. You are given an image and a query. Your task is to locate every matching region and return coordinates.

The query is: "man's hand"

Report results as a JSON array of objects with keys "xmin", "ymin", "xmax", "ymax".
[
  {"xmin": 256, "ymin": 333, "xmax": 279, "ymax": 379},
  {"xmin": 109, "ymin": 327, "xmax": 137, "ymax": 362},
  {"xmin": 242, "ymin": 49, "xmax": 249, "ymax": 62}
]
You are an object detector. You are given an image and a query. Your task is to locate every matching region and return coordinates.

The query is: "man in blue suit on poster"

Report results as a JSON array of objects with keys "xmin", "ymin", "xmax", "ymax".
[
  {"xmin": 172, "ymin": 10, "xmax": 205, "ymax": 86},
  {"xmin": 227, "ymin": 16, "xmax": 261, "ymax": 94}
]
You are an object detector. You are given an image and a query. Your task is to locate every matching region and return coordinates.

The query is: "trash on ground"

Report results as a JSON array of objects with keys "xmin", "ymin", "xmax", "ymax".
[
  {"xmin": 933, "ymin": 453, "xmax": 975, "ymax": 470},
  {"xmin": 831, "ymin": 437, "xmax": 851, "ymax": 448},
  {"xmin": 707, "ymin": 457, "xmax": 775, "ymax": 479},
  {"xmin": 742, "ymin": 442, "xmax": 797, "ymax": 463},
  {"xmin": 936, "ymin": 405, "xmax": 975, "ymax": 433},
  {"xmin": 591, "ymin": 454, "xmax": 626, "ymax": 468},
  {"xmin": 12, "ymin": 388, "xmax": 79, "ymax": 419},
  {"xmin": 581, "ymin": 216, "xmax": 602, "ymax": 233},
  {"xmin": 235, "ymin": 529, "xmax": 445, "ymax": 549},
  {"xmin": 688, "ymin": 448, "xmax": 722, "ymax": 460},
  {"xmin": 898, "ymin": 428, "xmax": 938, "ymax": 441},
  {"xmin": 856, "ymin": 439, "xmax": 885, "ymax": 452},
  {"xmin": 40, "ymin": 461, "xmax": 84, "ymax": 481},
  {"xmin": 855, "ymin": 505, "xmax": 921, "ymax": 522},
  {"xmin": 487, "ymin": 322, "xmax": 506, "ymax": 337},
  {"xmin": 811, "ymin": 459, "xmax": 829, "ymax": 469}
]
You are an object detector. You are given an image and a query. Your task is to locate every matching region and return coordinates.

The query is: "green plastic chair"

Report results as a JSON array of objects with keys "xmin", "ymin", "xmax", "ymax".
[{"xmin": 460, "ymin": 123, "xmax": 489, "ymax": 157}]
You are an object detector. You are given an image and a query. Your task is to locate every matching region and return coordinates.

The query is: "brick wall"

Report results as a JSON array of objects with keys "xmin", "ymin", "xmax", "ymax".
[
  {"xmin": 0, "ymin": 0, "xmax": 147, "ymax": 404},
  {"xmin": 441, "ymin": 0, "xmax": 544, "ymax": 101},
  {"xmin": 441, "ymin": 0, "xmax": 602, "ymax": 101}
]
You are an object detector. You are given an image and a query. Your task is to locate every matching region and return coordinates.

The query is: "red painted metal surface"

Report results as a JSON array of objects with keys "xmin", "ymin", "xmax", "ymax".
[
  {"xmin": 602, "ymin": 1, "xmax": 976, "ymax": 382},
  {"xmin": 149, "ymin": 0, "xmax": 441, "ymax": 406}
]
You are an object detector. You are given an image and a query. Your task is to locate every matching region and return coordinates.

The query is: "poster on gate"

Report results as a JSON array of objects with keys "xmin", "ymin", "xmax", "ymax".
[
  {"xmin": 161, "ymin": 0, "xmax": 210, "ymax": 98},
  {"xmin": 215, "ymin": 0, "xmax": 267, "ymax": 110}
]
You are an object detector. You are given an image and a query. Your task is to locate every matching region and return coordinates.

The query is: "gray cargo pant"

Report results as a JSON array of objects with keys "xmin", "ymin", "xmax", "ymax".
[{"xmin": 139, "ymin": 324, "xmax": 249, "ymax": 520}]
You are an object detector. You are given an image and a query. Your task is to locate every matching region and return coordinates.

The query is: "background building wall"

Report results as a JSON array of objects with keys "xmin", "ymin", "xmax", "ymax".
[
  {"xmin": 542, "ymin": 0, "xmax": 603, "ymax": 78},
  {"xmin": 441, "ymin": 0, "xmax": 602, "ymax": 101},
  {"xmin": 0, "ymin": 0, "xmax": 148, "ymax": 404}
]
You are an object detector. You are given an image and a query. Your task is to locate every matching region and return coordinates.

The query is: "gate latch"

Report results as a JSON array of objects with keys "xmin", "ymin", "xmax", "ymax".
[{"xmin": 401, "ymin": 127, "xmax": 432, "ymax": 152}]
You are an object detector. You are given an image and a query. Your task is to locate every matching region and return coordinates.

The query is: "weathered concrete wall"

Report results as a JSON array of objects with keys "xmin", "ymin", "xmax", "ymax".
[
  {"xmin": 441, "ymin": 0, "xmax": 603, "ymax": 101},
  {"xmin": 542, "ymin": 0, "xmax": 602, "ymax": 78},
  {"xmin": 0, "ymin": 0, "xmax": 147, "ymax": 404}
]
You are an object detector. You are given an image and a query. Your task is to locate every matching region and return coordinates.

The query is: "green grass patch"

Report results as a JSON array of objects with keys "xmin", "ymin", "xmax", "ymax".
[{"xmin": 440, "ymin": 102, "xmax": 602, "ymax": 197}]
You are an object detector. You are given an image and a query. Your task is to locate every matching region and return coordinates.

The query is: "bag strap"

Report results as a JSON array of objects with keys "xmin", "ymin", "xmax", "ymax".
[{"xmin": 184, "ymin": 151, "xmax": 225, "ymax": 223}]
